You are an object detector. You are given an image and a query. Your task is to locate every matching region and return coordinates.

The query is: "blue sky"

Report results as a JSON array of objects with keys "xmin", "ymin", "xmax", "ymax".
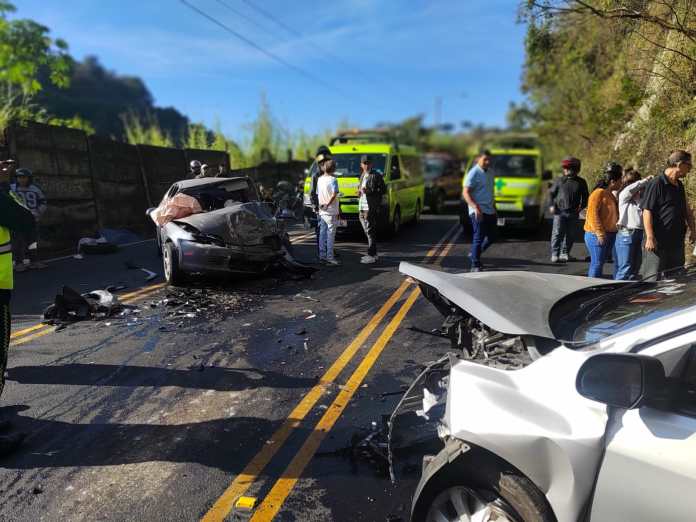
[{"xmin": 13, "ymin": 0, "xmax": 528, "ymax": 141}]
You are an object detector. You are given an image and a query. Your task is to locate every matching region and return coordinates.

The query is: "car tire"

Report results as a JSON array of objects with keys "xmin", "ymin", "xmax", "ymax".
[
  {"xmin": 389, "ymin": 207, "xmax": 401, "ymax": 237},
  {"xmin": 432, "ymin": 191, "xmax": 445, "ymax": 214},
  {"xmin": 163, "ymin": 242, "xmax": 186, "ymax": 286},
  {"xmin": 419, "ymin": 473, "xmax": 554, "ymax": 522},
  {"xmin": 412, "ymin": 200, "xmax": 422, "ymax": 225}
]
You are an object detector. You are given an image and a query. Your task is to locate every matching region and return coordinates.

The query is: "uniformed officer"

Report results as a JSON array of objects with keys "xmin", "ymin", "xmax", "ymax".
[{"xmin": 0, "ymin": 159, "xmax": 35, "ymax": 456}]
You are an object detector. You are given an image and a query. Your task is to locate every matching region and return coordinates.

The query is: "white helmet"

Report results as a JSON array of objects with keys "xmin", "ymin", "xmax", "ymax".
[{"xmin": 190, "ymin": 160, "xmax": 202, "ymax": 169}]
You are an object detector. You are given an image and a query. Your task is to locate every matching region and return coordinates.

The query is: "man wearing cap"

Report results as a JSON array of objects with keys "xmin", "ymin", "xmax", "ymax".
[
  {"xmin": 309, "ymin": 146, "xmax": 331, "ymax": 260},
  {"xmin": 641, "ymin": 149, "xmax": 695, "ymax": 278},
  {"xmin": 548, "ymin": 156, "xmax": 589, "ymax": 263},
  {"xmin": 11, "ymin": 168, "xmax": 47, "ymax": 271},
  {"xmin": 195, "ymin": 164, "xmax": 212, "ymax": 179},
  {"xmin": 0, "ymin": 159, "xmax": 36, "ymax": 456},
  {"xmin": 358, "ymin": 155, "xmax": 386, "ymax": 264}
]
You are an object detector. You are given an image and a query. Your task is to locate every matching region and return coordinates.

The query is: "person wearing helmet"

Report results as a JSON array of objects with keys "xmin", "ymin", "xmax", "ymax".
[
  {"xmin": 10, "ymin": 168, "xmax": 47, "ymax": 271},
  {"xmin": 196, "ymin": 164, "xmax": 212, "ymax": 179},
  {"xmin": 189, "ymin": 160, "xmax": 202, "ymax": 178},
  {"xmin": 548, "ymin": 156, "xmax": 589, "ymax": 263}
]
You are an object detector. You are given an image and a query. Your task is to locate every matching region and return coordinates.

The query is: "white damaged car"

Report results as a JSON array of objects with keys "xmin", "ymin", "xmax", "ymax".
[{"xmin": 392, "ymin": 262, "xmax": 696, "ymax": 522}]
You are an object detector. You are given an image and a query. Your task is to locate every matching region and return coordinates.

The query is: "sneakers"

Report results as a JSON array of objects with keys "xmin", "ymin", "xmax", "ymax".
[
  {"xmin": 360, "ymin": 255, "xmax": 377, "ymax": 264},
  {"xmin": 551, "ymin": 255, "xmax": 559, "ymax": 263},
  {"xmin": 559, "ymin": 254, "xmax": 569, "ymax": 262},
  {"xmin": 470, "ymin": 266, "xmax": 482, "ymax": 273},
  {"xmin": 325, "ymin": 258, "xmax": 341, "ymax": 266}
]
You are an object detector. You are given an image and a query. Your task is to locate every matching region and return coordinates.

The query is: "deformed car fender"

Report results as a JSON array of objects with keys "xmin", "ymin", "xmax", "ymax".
[{"xmin": 444, "ymin": 347, "xmax": 609, "ymax": 522}]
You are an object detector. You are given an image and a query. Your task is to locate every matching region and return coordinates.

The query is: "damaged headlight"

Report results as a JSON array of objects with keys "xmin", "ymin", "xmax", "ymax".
[{"xmin": 388, "ymin": 354, "xmax": 454, "ymax": 481}]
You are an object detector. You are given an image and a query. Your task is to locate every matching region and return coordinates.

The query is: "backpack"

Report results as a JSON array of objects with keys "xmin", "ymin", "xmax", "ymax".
[{"xmin": 364, "ymin": 170, "xmax": 386, "ymax": 197}]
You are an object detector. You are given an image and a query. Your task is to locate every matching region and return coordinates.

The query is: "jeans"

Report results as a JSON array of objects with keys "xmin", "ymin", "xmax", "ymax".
[
  {"xmin": 614, "ymin": 228, "xmax": 643, "ymax": 280},
  {"xmin": 359, "ymin": 210, "xmax": 378, "ymax": 257},
  {"xmin": 584, "ymin": 231, "xmax": 616, "ymax": 278},
  {"xmin": 550, "ymin": 214, "xmax": 578, "ymax": 257},
  {"xmin": 470, "ymin": 213, "xmax": 498, "ymax": 268},
  {"xmin": 641, "ymin": 242, "xmax": 685, "ymax": 280},
  {"xmin": 318, "ymin": 213, "xmax": 337, "ymax": 261}
]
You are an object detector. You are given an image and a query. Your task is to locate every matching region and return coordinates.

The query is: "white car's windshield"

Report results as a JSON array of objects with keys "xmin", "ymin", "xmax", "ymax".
[{"xmin": 551, "ymin": 267, "xmax": 696, "ymax": 344}]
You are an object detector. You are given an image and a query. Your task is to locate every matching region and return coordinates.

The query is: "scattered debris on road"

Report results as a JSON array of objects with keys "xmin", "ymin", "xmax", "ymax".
[{"xmin": 43, "ymin": 286, "xmax": 132, "ymax": 326}]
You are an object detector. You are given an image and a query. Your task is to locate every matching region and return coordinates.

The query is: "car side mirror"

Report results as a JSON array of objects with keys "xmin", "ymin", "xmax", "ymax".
[
  {"xmin": 576, "ymin": 353, "xmax": 666, "ymax": 409},
  {"xmin": 542, "ymin": 170, "xmax": 552, "ymax": 181}
]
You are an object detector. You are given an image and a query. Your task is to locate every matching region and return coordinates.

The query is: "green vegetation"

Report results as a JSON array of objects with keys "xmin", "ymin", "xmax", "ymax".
[{"xmin": 518, "ymin": 0, "xmax": 696, "ymax": 188}]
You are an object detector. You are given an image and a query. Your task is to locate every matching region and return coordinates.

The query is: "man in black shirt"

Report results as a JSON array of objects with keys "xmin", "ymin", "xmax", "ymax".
[
  {"xmin": 549, "ymin": 156, "xmax": 589, "ymax": 262},
  {"xmin": 642, "ymin": 149, "xmax": 695, "ymax": 278}
]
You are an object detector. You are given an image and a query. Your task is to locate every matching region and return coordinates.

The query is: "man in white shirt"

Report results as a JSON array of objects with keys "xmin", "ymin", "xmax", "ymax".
[{"xmin": 317, "ymin": 158, "xmax": 341, "ymax": 265}]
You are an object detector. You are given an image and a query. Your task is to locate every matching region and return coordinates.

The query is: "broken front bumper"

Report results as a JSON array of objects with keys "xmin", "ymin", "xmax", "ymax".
[
  {"xmin": 178, "ymin": 238, "xmax": 283, "ymax": 275},
  {"xmin": 388, "ymin": 354, "xmax": 455, "ymax": 482}
]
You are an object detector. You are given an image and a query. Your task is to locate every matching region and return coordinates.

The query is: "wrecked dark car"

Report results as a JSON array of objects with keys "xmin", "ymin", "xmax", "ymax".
[{"xmin": 148, "ymin": 177, "xmax": 293, "ymax": 285}]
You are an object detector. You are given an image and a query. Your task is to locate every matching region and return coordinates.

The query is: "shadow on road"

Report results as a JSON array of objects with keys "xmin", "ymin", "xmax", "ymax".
[{"xmin": 7, "ymin": 364, "xmax": 317, "ymax": 392}]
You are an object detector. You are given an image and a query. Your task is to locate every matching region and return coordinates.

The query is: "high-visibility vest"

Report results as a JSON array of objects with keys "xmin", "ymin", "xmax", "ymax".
[{"xmin": 0, "ymin": 225, "xmax": 11, "ymax": 291}]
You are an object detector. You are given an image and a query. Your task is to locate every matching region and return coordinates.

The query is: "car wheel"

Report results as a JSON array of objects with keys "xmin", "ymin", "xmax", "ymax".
[
  {"xmin": 412, "ymin": 200, "xmax": 422, "ymax": 225},
  {"xmin": 420, "ymin": 474, "xmax": 554, "ymax": 522},
  {"xmin": 433, "ymin": 191, "xmax": 445, "ymax": 214},
  {"xmin": 390, "ymin": 207, "xmax": 401, "ymax": 237},
  {"xmin": 163, "ymin": 242, "xmax": 185, "ymax": 286}
]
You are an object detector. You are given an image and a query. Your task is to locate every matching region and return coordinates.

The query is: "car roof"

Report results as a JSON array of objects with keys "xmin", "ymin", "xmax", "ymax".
[
  {"xmin": 174, "ymin": 176, "xmax": 250, "ymax": 189},
  {"xmin": 329, "ymin": 144, "xmax": 418, "ymax": 156},
  {"xmin": 489, "ymin": 148, "xmax": 541, "ymax": 156}
]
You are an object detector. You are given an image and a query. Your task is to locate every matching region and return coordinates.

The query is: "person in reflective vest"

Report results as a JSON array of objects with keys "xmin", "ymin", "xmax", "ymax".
[{"xmin": 0, "ymin": 159, "xmax": 35, "ymax": 457}]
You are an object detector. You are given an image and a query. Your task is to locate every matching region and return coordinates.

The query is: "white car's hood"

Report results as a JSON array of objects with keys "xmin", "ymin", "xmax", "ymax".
[
  {"xmin": 399, "ymin": 261, "xmax": 624, "ymax": 339},
  {"xmin": 445, "ymin": 347, "xmax": 608, "ymax": 522}
]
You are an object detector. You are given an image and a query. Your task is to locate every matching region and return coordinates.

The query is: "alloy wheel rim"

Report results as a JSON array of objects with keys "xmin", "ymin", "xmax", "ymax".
[
  {"xmin": 163, "ymin": 246, "xmax": 171, "ymax": 281},
  {"xmin": 425, "ymin": 487, "xmax": 518, "ymax": 522}
]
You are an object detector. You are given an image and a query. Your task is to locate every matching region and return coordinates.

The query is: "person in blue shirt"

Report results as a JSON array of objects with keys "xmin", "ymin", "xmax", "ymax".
[{"xmin": 462, "ymin": 150, "xmax": 497, "ymax": 272}]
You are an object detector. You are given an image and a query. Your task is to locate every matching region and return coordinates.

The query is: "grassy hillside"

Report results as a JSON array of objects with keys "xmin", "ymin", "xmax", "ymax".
[{"xmin": 520, "ymin": 0, "xmax": 696, "ymax": 196}]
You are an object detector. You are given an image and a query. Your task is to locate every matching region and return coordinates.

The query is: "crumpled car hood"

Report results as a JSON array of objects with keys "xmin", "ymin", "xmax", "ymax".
[
  {"xmin": 175, "ymin": 202, "xmax": 278, "ymax": 246},
  {"xmin": 399, "ymin": 261, "xmax": 624, "ymax": 339},
  {"xmin": 445, "ymin": 348, "xmax": 608, "ymax": 522}
]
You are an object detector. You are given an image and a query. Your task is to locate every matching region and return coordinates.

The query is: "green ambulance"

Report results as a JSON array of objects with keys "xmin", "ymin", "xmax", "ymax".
[
  {"xmin": 303, "ymin": 132, "xmax": 425, "ymax": 236},
  {"xmin": 461, "ymin": 147, "xmax": 551, "ymax": 229}
]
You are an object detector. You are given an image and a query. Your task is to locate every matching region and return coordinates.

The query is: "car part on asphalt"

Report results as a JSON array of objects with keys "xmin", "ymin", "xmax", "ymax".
[{"xmin": 43, "ymin": 286, "xmax": 129, "ymax": 325}]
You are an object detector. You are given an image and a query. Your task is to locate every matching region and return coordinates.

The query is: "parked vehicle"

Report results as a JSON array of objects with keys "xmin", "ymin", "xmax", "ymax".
[
  {"xmin": 393, "ymin": 261, "xmax": 696, "ymax": 522},
  {"xmin": 460, "ymin": 147, "xmax": 551, "ymax": 230},
  {"xmin": 303, "ymin": 130, "xmax": 425, "ymax": 236},
  {"xmin": 147, "ymin": 177, "xmax": 292, "ymax": 285},
  {"xmin": 423, "ymin": 152, "xmax": 462, "ymax": 214}
]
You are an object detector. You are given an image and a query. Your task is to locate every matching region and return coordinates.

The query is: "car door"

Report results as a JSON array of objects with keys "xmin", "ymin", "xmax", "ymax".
[{"xmin": 590, "ymin": 338, "xmax": 696, "ymax": 521}]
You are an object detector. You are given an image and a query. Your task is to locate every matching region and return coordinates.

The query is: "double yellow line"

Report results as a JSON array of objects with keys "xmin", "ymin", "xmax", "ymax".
[
  {"xmin": 9, "ymin": 283, "xmax": 167, "ymax": 347},
  {"xmin": 202, "ymin": 223, "xmax": 461, "ymax": 522}
]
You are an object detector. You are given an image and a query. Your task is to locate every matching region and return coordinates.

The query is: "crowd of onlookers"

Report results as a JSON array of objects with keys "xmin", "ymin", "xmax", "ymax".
[
  {"xmin": 464, "ymin": 148, "xmax": 694, "ymax": 280},
  {"xmin": 548, "ymin": 149, "xmax": 693, "ymax": 280}
]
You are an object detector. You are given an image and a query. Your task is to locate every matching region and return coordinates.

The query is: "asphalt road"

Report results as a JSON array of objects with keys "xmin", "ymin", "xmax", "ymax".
[{"xmin": 1, "ymin": 212, "xmax": 594, "ymax": 522}]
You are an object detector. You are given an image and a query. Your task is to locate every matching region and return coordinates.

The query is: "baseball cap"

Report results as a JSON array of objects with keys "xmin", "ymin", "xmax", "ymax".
[{"xmin": 15, "ymin": 168, "xmax": 32, "ymax": 177}]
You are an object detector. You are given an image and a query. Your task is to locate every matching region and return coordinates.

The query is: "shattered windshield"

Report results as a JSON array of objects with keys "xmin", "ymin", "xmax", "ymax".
[
  {"xmin": 489, "ymin": 154, "xmax": 537, "ymax": 178},
  {"xmin": 551, "ymin": 268, "xmax": 696, "ymax": 344}
]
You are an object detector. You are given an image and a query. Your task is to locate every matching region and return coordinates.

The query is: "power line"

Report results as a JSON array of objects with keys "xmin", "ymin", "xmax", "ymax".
[
  {"xmin": 239, "ymin": 0, "xmax": 355, "ymax": 70},
  {"xmin": 212, "ymin": 0, "xmax": 275, "ymax": 36},
  {"xmin": 179, "ymin": 0, "xmax": 352, "ymax": 101}
]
